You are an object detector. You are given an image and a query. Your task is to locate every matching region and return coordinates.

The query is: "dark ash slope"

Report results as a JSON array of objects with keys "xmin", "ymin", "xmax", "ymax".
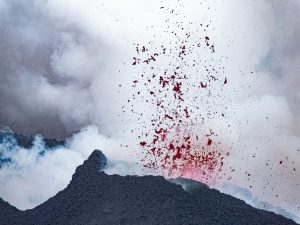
[{"xmin": 0, "ymin": 150, "xmax": 298, "ymax": 225}]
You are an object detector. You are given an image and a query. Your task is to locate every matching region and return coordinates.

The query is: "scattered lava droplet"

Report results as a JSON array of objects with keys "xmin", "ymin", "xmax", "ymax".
[
  {"xmin": 207, "ymin": 138, "xmax": 213, "ymax": 146},
  {"xmin": 173, "ymin": 82, "xmax": 182, "ymax": 93},
  {"xmin": 200, "ymin": 81, "xmax": 207, "ymax": 88},
  {"xmin": 140, "ymin": 141, "xmax": 147, "ymax": 147},
  {"xmin": 224, "ymin": 77, "xmax": 227, "ymax": 84}
]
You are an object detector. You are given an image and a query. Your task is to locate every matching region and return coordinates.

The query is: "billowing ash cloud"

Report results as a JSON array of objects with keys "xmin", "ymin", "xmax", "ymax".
[
  {"xmin": 0, "ymin": 0, "xmax": 299, "ymax": 223},
  {"xmin": 0, "ymin": 0, "xmax": 123, "ymax": 138},
  {"xmin": 262, "ymin": 0, "xmax": 300, "ymax": 130}
]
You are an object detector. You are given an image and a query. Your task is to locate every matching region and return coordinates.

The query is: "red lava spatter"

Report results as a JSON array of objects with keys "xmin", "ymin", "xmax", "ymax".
[
  {"xmin": 140, "ymin": 130, "xmax": 226, "ymax": 185},
  {"xmin": 123, "ymin": 4, "xmax": 230, "ymax": 186},
  {"xmin": 118, "ymin": 2, "xmax": 300, "ymax": 202}
]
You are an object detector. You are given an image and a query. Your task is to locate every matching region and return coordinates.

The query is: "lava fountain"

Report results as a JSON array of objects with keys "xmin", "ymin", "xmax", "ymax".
[{"xmin": 123, "ymin": 7, "xmax": 229, "ymax": 186}]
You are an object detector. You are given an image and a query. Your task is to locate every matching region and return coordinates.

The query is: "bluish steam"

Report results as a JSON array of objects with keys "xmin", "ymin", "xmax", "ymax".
[{"xmin": 0, "ymin": 130, "xmax": 65, "ymax": 167}]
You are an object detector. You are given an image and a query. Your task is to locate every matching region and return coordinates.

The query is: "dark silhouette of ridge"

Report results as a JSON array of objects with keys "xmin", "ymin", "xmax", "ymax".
[{"xmin": 0, "ymin": 150, "xmax": 298, "ymax": 225}]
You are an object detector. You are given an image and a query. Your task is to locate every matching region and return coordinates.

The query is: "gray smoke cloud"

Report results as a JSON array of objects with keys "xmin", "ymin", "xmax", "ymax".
[
  {"xmin": 262, "ymin": 0, "xmax": 300, "ymax": 133},
  {"xmin": 0, "ymin": 0, "xmax": 299, "ymax": 223},
  {"xmin": 0, "ymin": 0, "xmax": 123, "ymax": 138}
]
